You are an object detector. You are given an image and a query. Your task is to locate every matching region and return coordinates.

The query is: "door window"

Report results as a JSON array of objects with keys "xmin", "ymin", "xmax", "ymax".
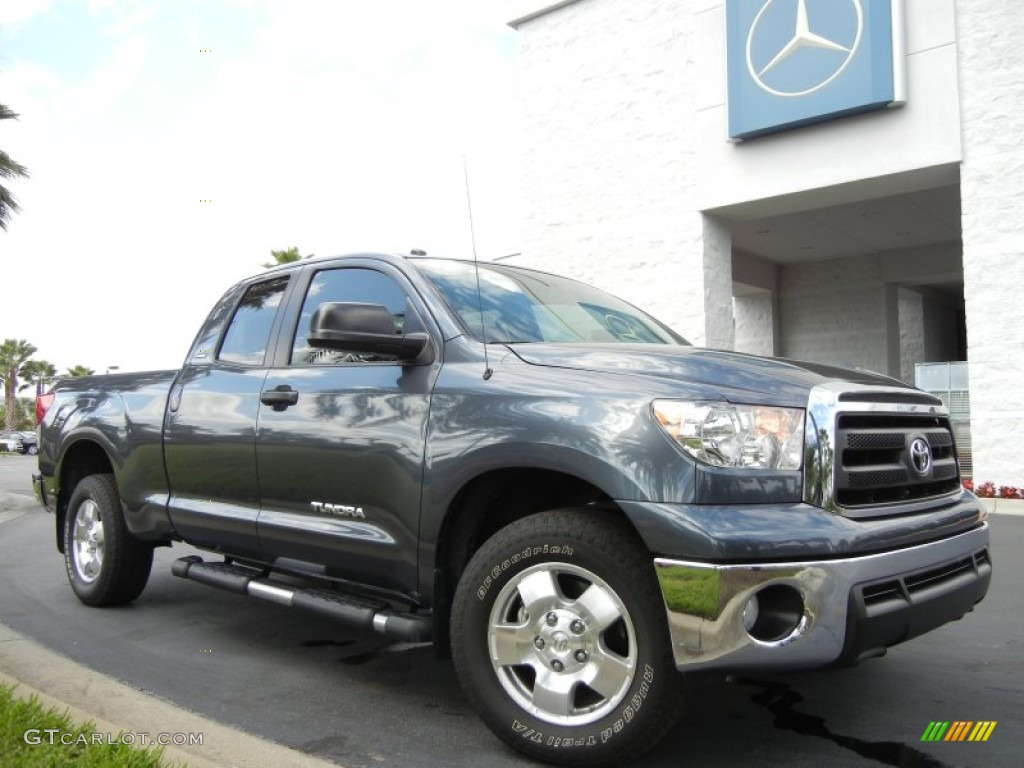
[
  {"xmin": 291, "ymin": 268, "xmax": 408, "ymax": 365},
  {"xmin": 218, "ymin": 276, "xmax": 289, "ymax": 365}
]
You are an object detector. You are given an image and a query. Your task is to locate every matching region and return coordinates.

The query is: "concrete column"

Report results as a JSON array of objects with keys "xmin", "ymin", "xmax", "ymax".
[
  {"xmin": 702, "ymin": 214, "xmax": 735, "ymax": 350},
  {"xmin": 958, "ymin": 0, "xmax": 1024, "ymax": 486},
  {"xmin": 898, "ymin": 287, "xmax": 926, "ymax": 385},
  {"xmin": 883, "ymin": 283, "xmax": 902, "ymax": 379},
  {"xmin": 734, "ymin": 292, "xmax": 776, "ymax": 357},
  {"xmin": 733, "ymin": 250, "xmax": 779, "ymax": 356}
]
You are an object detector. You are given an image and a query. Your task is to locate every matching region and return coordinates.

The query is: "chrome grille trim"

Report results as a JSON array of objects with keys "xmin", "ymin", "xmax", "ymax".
[{"xmin": 804, "ymin": 382, "xmax": 959, "ymax": 516}]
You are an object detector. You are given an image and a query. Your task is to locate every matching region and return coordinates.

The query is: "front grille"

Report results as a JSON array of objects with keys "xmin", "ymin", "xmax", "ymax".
[
  {"xmin": 904, "ymin": 556, "xmax": 976, "ymax": 592},
  {"xmin": 838, "ymin": 392, "xmax": 942, "ymax": 405},
  {"xmin": 860, "ymin": 549, "xmax": 990, "ymax": 609},
  {"xmin": 862, "ymin": 580, "xmax": 903, "ymax": 605},
  {"xmin": 834, "ymin": 412, "xmax": 960, "ymax": 508}
]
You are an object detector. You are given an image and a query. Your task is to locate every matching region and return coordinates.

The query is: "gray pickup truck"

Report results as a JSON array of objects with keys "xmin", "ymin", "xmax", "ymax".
[{"xmin": 34, "ymin": 254, "xmax": 991, "ymax": 765}]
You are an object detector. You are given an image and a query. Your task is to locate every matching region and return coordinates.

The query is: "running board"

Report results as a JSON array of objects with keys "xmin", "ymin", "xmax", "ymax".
[{"xmin": 172, "ymin": 556, "xmax": 431, "ymax": 643}]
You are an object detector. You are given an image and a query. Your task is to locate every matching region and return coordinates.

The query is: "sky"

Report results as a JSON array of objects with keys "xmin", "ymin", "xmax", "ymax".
[{"xmin": 0, "ymin": 0, "xmax": 522, "ymax": 374}]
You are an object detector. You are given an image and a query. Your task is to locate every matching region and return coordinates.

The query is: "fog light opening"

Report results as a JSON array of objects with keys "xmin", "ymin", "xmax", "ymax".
[
  {"xmin": 741, "ymin": 594, "xmax": 760, "ymax": 632},
  {"xmin": 744, "ymin": 584, "xmax": 804, "ymax": 643}
]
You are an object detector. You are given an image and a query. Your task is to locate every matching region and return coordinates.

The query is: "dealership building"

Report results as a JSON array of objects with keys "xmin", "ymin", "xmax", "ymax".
[{"xmin": 505, "ymin": 0, "xmax": 1022, "ymax": 486}]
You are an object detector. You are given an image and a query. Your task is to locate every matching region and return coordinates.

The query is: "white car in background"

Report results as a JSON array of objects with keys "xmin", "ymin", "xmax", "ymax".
[
  {"xmin": 0, "ymin": 432, "xmax": 24, "ymax": 453},
  {"xmin": 16, "ymin": 431, "xmax": 38, "ymax": 455}
]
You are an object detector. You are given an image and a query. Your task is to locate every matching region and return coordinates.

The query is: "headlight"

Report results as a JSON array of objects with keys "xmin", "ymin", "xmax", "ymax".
[{"xmin": 652, "ymin": 400, "xmax": 804, "ymax": 470}]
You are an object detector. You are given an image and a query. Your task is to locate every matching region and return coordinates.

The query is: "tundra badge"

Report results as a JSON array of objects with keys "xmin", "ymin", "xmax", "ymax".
[{"xmin": 310, "ymin": 501, "xmax": 366, "ymax": 519}]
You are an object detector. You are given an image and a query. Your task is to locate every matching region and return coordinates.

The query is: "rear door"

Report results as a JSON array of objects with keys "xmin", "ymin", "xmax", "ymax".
[
  {"xmin": 255, "ymin": 262, "xmax": 440, "ymax": 592},
  {"xmin": 164, "ymin": 274, "xmax": 291, "ymax": 556}
]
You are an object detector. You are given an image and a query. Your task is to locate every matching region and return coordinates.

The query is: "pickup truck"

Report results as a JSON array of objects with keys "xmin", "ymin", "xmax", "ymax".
[{"xmin": 33, "ymin": 253, "xmax": 991, "ymax": 765}]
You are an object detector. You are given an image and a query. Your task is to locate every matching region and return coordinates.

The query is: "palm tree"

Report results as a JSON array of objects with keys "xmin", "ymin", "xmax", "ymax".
[
  {"xmin": 19, "ymin": 359, "xmax": 57, "ymax": 395},
  {"xmin": 262, "ymin": 246, "xmax": 313, "ymax": 269},
  {"xmin": 0, "ymin": 339, "xmax": 37, "ymax": 429},
  {"xmin": 65, "ymin": 365, "xmax": 95, "ymax": 378},
  {"xmin": 1, "ymin": 104, "xmax": 29, "ymax": 231}
]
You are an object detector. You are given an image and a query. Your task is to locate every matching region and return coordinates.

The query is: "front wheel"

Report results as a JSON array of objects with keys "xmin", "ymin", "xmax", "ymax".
[
  {"xmin": 451, "ymin": 509, "xmax": 682, "ymax": 765},
  {"xmin": 64, "ymin": 474, "xmax": 153, "ymax": 606}
]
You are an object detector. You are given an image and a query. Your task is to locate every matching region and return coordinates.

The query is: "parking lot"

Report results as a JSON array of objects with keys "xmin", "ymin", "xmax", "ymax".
[
  {"xmin": 0, "ymin": 453, "xmax": 1019, "ymax": 767},
  {"xmin": 0, "ymin": 453, "xmax": 36, "ymax": 499}
]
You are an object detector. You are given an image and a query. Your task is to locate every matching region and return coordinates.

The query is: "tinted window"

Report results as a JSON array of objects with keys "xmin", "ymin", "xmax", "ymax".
[
  {"xmin": 218, "ymin": 277, "xmax": 289, "ymax": 365},
  {"xmin": 291, "ymin": 268, "xmax": 408, "ymax": 365},
  {"xmin": 416, "ymin": 259, "xmax": 687, "ymax": 345}
]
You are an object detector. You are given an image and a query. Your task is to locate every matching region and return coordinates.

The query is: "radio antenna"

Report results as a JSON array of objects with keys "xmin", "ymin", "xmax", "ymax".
[{"xmin": 463, "ymin": 155, "xmax": 492, "ymax": 380}]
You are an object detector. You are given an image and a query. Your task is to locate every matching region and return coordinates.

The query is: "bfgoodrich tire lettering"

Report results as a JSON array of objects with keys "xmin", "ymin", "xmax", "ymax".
[
  {"xmin": 64, "ymin": 474, "xmax": 153, "ymax": 607},
  {"xmin": 451, "ymin": 509, "xmax": 682, "ymax": 766}
]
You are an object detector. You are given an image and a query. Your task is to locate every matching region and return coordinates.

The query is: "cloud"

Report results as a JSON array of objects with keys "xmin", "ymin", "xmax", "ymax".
[
  {"xmin": 0, "ymin": 0, "xmax": 53, "ymax": 28},
  {"xmin": 0, "ymin": 0, "xmax": 521, "ymax": 372}
]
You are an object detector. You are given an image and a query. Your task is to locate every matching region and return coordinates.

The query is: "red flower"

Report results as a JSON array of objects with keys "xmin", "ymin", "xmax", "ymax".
[{"xmin": 998, "ymin": 485, "xmax": 1020, "ymax": 499}]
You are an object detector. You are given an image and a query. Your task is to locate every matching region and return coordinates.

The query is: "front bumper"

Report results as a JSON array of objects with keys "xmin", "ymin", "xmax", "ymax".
[{"xmin": 655, "ymin": 523, "xmax": 991, "ymax": 671}]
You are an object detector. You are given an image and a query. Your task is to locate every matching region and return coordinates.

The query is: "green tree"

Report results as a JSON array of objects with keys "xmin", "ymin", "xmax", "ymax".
[
  {"xmin": 19, "ymin": 359, "xmax": 57, "ymax": 395},
  {"xmin": 262, "ymin": 246, "xmax": 313, "ymax": 269},
  {"xmin": 0, "ymin": 397, "xmax": 34, "ymax": 430},
  {"xmin": 1, "ymin": 104, "xmax": 30, "ymax": 231},
  {"xmin": 0, "ymin": 339, "xmax": 37, "ymax": 429},
  {"xmin": 64, "ymin": 365, "xmax": 95, "ymax": 378}
]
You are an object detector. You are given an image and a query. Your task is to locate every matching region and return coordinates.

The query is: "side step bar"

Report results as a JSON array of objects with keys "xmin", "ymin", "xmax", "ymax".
[{"xmin": 172, "ymin": 556, "xmax": 431, "ymax": 643}]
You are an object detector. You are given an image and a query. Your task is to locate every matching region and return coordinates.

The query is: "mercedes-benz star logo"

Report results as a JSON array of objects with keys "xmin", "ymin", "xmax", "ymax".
[
  {"xmin": 909, "ymin": 438, "xmax": 932, "ymax": 476},
  {"xmin": 746, "ymin": 0, "xmax": 864, "ymax": 98}
]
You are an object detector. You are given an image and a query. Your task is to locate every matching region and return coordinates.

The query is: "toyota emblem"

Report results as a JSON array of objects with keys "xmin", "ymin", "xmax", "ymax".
[{"xmin": 909, "ymin": 438, "xmax": 932, "ymax": 476}]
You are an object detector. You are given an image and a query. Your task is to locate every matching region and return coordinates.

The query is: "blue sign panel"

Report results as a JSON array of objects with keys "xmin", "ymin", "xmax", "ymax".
[{"xmin": 726, "ymin": 0, "xmax": 899, "ymax": 140}]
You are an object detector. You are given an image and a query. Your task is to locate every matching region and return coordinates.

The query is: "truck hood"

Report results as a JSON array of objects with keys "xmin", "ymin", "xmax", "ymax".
[{"xmin": 504, "ymin": 343, "xmax": 908, "ymax": 406}]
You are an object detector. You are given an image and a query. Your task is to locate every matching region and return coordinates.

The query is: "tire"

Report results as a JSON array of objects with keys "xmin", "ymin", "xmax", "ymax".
[
  {"xmin": 63, "ymin": 474, "xmax": 153, "ymax": 606},
  {"xmin": 26, "ymin": 445, "xmax": 38, "ymax": 455},
  {"xmin": 451, "ymin": 509, "xmax": 683, "ymax": 766}
]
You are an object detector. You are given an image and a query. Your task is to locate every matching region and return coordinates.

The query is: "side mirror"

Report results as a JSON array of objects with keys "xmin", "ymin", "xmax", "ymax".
[{"xmin": 307, "ymin": 302, "xmax": 432, "ymax": 363}]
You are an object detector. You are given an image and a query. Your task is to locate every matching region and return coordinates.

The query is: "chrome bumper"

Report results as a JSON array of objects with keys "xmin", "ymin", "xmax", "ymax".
[{"xmin": 655, "ymin": 523, "xmax": 991, "ymax": 671}]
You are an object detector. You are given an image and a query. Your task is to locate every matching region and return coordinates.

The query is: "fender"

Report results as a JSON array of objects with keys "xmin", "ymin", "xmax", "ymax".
[{"xmin": 47, "ymin": 376, "xmax": 177, "ymax": 543}]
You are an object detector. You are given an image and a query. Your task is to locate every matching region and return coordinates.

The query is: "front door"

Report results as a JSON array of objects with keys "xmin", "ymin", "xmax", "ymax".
[{"xmin": 255, "ymin": 265, "xmax": 438, "ymax": 593}]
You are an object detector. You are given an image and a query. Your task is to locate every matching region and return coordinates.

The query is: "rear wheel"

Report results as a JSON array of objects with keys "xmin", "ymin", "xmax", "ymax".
[
  {"xmin": 64, "ymin": 474, "xmax": 153, "ymax": 606},
  {"xmin": 451, "ymin": 509, "xmax": 682, "ymax": 765}
]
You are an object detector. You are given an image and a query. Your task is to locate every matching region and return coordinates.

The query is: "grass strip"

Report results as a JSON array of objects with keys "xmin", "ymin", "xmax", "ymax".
[{"xmin": 0, "ymin": 682, "xmax": 176, "ymax": 767}]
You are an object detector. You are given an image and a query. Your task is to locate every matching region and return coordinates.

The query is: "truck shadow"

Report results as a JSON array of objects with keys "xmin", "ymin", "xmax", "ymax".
[{"xmin": 136, "ymin": 546, "xmax": 968, "ymax": 768}]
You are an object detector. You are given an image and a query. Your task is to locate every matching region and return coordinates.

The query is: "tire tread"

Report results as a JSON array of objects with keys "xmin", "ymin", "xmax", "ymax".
[
  {"xmin": 64, "ymin": 474, "xmax": 153, "ymax": 607},
  {"xmin": 451, "ymin": 508, "xmax": 682, "ymax": 766}
]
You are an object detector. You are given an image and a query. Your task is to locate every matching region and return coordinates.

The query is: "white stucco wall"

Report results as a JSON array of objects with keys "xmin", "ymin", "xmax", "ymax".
[
  {"xmin": 510, "ymin": 0, "xmax": 1021, "ymax": 485},
  {"xmin": 513, "ymin": 0, "xmax": 724, "ymax": 345},
  {"xmin": 958, "ymin": 0, "xmax": 1024, "ymax": 486},
  {"xmin": 512, "ymin": 0, "xmax": 968, "ymax": 346},
  {"xmin": 778, "ymin": 255, "xmax": 894, "ymax": 374},
  {"xmin": 778, "ymin": 246, "xmax": 966, "ymax": 380}
]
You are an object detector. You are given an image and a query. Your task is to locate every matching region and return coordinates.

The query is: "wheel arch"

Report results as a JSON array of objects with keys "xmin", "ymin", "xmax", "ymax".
[
  {"xmin": 430, "ymin": 466, "xmax": 645, "ymax": 656},
  {"xmin": 55, "ymin": 438, "xmax": 115, "ymax": 554}
]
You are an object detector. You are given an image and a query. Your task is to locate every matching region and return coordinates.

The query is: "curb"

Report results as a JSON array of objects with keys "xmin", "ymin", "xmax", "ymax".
[
  {"xmin": 0, "ymin": 623, "xmax": 342, "ymax": 768},
  {"xmin": 979, "ymin": 497, "xmax": 1024, "ymax": 517},
  {"xmin": 0, "ymin": 489, "xmax": 39, "ymax": 517}
]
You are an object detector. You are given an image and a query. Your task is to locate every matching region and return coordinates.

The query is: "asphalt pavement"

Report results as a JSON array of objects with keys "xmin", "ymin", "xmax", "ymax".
[{"xmin": 1, "ymin": 453, "xmax": 1021, "ymax": 767}]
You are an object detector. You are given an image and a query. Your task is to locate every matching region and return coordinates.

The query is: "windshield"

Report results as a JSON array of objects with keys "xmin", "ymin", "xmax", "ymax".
[{"xmin": 415, "ymin": 259, "xmax": 689, "ymax": 345}]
